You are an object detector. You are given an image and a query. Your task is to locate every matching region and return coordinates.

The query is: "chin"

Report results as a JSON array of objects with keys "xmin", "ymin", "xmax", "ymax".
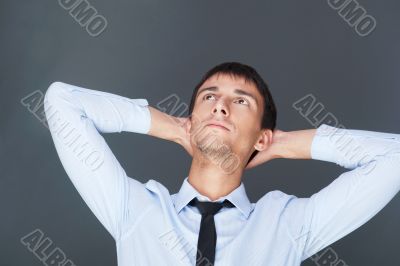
[{"xmin": 196, "ymin": 134, "xmax": 233, "ymax": 157}]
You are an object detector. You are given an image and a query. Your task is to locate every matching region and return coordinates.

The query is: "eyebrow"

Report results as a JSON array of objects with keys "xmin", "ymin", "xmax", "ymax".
[{"xmin": 197, "ymin": 86, "xmax": 259, "ymax": 107}]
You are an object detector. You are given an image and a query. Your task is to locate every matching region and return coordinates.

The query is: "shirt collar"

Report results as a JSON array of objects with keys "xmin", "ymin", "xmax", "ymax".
[{"xmin": 172, "ymin": 176, "xmax": 253, "ymax": 219}]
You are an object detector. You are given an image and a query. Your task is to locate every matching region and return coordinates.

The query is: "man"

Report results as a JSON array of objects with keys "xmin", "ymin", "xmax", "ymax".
[{"xmin": 44, "ymin": 62, "xmax": 400, "ymax": 266}]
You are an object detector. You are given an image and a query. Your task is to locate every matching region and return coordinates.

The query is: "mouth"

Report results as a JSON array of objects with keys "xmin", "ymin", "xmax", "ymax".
[{"xmin": 207, "ymin": 124, "xmax": 230, "ymax": 131}]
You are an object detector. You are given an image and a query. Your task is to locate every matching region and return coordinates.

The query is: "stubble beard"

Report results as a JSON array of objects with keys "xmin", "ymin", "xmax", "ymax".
[{"xmin": 195, "ymin": 131, "xmax": 233, "ymax": 165}]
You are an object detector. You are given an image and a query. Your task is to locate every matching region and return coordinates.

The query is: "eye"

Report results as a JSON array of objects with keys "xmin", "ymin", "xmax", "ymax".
[
  {"xmin": 203, "ymin": 94, "xmax": 216, "ymax": 101},
  {"xmin": 235, "ymin": 98, "xmax": 249, "ymax": 105}
]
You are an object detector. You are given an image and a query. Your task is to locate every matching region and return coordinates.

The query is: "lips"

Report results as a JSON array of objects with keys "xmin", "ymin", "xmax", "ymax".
[{"xmin": 206, "ymin": 121, "xmax": 230, "ymax": 131}]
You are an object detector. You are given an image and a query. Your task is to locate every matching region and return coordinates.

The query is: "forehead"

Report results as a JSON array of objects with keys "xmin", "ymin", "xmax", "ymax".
[
  {"xmin": 197, "ymin": 73, "xmax": 263, "ymax": 105},
  {"xmin": 200, "ymin": 73, "xmax": 257, "ymax": 92}
]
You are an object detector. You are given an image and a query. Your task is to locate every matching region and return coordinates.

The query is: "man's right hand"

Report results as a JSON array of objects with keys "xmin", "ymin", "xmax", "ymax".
[
  {"xmin": 148, "ymin": 106, "xmax": 193, "ymax": 157},
  {"xmin": 174, "ymin": 117, "xmax": 193, "ymax": 157}
]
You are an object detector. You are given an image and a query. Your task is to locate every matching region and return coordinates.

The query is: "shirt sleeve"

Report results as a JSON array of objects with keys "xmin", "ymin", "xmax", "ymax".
[
  {"xmin": 282, "ymin": 123, "xmax": 400, "ymax": 262},
  {"xmin": 44, "ymin": 81, "xmax": 152, "ymax": 241}
]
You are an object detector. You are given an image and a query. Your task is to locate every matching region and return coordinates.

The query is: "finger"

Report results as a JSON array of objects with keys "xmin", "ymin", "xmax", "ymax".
[{"xmin": 245, "ymin": 161, "xmax": 255, "ymax": 169}]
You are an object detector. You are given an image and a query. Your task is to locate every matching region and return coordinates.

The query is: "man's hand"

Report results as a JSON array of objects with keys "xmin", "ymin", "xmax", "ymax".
[
  {"xmin": 245, "ymin": 129, "xmax": 285, "ymax": 169},
  {"xmin": 148, "ymin": 107, "xmax": 193, "ymax": 156},
  {"xmin": 175, "ymin": 117, "xmax": 193, "ymax": 156},
  {"xmin": 245, "ymin": 128, "xmax": 317, "ymax": 169}
]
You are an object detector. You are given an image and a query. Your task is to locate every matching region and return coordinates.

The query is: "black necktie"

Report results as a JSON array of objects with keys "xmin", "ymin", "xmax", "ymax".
[{"xmin": 188, "ymin": 197, "xmax": 235, "ymax": 266}]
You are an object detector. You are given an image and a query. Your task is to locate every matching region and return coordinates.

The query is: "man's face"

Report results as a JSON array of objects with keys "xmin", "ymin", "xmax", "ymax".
[{"xmin": 188, "ymin": 73, "xmax": 266, "ymax": 167}]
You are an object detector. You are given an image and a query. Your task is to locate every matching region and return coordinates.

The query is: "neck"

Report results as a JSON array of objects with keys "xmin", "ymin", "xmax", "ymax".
[{"xmin": 187, "ymin": 151, "xmax": 244, "ymax": 201}]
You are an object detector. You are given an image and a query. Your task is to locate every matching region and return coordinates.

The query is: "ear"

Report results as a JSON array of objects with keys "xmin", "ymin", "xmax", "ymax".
[{"xmin": 254, "ymin": 129, "xmax": 273, "ymax": 152}]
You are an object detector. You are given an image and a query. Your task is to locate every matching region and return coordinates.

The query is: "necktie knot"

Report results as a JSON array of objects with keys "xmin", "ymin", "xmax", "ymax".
[{"xmin": 189, "ymin": 197, "xmax": 235, "ymax": 216}]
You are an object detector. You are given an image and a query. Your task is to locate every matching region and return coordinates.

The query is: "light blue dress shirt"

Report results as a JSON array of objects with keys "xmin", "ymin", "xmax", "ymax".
[{"xmin": 44, "ymin": 81, "xmax": 400, "ymax": 266}]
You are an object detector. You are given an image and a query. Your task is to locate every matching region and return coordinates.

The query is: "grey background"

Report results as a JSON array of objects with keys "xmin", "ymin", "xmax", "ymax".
[{"xmin": 1, "ymin": 0, "xmax": 400, "ymax": 265}]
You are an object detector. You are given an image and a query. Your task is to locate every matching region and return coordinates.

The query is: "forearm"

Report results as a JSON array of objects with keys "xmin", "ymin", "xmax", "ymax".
[
  {"xmin": 147, "ymin": 106, "xmax": 184, "ymax": 144},
  {"xmin": 275, "ymin": 128, "xmax": 317, "ymax": 160},
  {"xmin": 45, "ymin": 82, "xmax": 151, "ymax": 135}
]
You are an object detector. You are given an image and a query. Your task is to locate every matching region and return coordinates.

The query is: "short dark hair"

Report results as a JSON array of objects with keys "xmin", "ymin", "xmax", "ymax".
[{"xmin": 188, "ymin": 62, "xmax": 277, "ymax": 166}]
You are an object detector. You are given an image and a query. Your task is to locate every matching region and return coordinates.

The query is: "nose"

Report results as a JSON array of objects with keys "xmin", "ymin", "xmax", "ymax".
[{"xmin": 212, "ymin": 100, "xmax": 229, "ymax": 117}]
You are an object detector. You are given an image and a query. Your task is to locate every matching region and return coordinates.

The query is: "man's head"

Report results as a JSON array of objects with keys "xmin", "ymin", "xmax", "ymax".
[{"xmin": 187, "ymin": 62, "xmax": 277, "ymax": 170}]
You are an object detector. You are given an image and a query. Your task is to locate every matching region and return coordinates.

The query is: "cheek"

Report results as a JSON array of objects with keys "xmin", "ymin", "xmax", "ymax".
[
  {"xmin": 235, "ymin": 116, "xmax": 261, "ymax": 140},
  {"xmin": 189, "ymin": 115, "xmax": 208, "ymax": 136},
  {"xmin": 232, "ymin": 109, "xmax": 257, "ymax": 128},
  {"xmin": 191, "ymin": 104, "xmax": 208, "ymax": 120}
]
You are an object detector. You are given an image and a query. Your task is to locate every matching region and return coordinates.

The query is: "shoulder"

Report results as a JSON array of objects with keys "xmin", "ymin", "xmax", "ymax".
[{"xmin": 255, "ymin": 190, "xmax": 306, "ymax": 212}]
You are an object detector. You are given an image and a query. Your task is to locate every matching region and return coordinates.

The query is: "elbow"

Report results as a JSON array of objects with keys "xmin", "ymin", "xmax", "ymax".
[
  {"xmin": 43, "ymin": 81, "xmax": 67, "ymax": 119},
  {"xmin": 44, "ymin": 81, "xmax": 71, "ymax": 105},
  {"xmin": 44, "ymin": 81, "xmax": 65, "ymax": 101}
]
